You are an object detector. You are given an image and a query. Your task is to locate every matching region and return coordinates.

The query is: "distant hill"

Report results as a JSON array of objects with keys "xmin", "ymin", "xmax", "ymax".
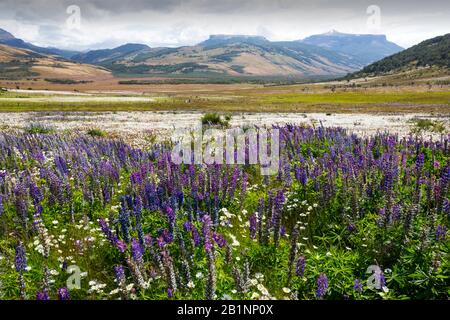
[
  {"xmin": 0, "ymin": 28, "xmax": 15, "ymax": 41},
  {"xmin": 71, "ymin": 43, "xmax": 150, "ymax": 64},
  {"xmin": 0, "ymin": 44, "xmax": 111, "ymax": 80},
  {"xmin": 349, "ymin": 33, "xmax": 450, "ymax": 78},
  {"xmin": 301, "ymin": 30, "xmax": 403, "ymax": 65},
  {"xmin": 0, "ymin": 28, "xmax": 78, "ymax": 59},
  {"xmin": 92, "ymin": 36, "xmax": 363, "ymax": 78},
  {"xmin": 199, "ymin": 35, "xmax": 270, "ymax": 47}
]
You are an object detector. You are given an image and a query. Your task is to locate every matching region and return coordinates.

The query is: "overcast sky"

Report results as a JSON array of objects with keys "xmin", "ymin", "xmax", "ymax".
[{"xmin": 0, "ymin": 0, "xmax": 448, "ymax": 51}]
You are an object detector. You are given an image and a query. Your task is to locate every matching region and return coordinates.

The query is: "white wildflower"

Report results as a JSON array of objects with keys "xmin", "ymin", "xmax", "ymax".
[{"xmin": 251, "ymin": 292, "xmax": 260, "ymax": 299}]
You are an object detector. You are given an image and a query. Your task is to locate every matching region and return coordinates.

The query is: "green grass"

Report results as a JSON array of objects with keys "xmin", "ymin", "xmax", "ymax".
[
  {"xmin": 258, "ymin": 91, "xmax": 450, "ymax": 105},
  {"xmin": 0, "ymin": 90, "xmax": 448, "ymax": 113}
]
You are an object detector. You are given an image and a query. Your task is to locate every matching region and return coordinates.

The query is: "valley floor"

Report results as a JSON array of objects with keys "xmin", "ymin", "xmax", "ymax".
[
  {"xmin": 0, "ymin": 79, "xmax": 448, "ymax": 142},
  {"xmin": 0, "ymin": 82, "xmax": 449, "ymax": 113}
]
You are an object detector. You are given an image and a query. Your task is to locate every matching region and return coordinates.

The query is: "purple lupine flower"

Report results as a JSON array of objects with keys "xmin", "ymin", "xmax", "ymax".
[
  {"xmin": 229, "ymin": 166, "xmax": 239, "ymax": 199},
  {"xmin": 416, "ymin": 154, "xmax": 425, "ymax": 170},
  {"xmin": 295, "ymin": 166, "xmax": 308, "ymax": 186},
  {"xmin": 392, "ymin": 204, "xmax": 401, "ymax": 221},
  {"xmin": 202, "ymin": 215, "xmax": 214, "ymax": 252},
  {"xmin": 436, "ymin": 225, "xmax": 447, "ymax": 241},
  {"xmin": 113, "ymin": 264, "xmax": 128, "ymax": 298},
  {"xmin": 354, "ymin": 279, "xmax": 363, "ymax": 293},
  {"xmin": 131, "ymin": 238, "xmax": 144, "ymax": 264},
  {"xmin": 114, "ymin": 265, "xmax": 125, "ymax": 282},
  {"xmin": 115, "ymin": 240, "xmax": 127, "ymax": 253},
  {"xmin": 166, "ymin": 206, "xmax": 175, "ymax": 225},
  {"xmin": 36, "ymin": 290, "xmax": 49, "ymax": 300},
  {"xmin": 162, "ymin": 229, "xmax": 174, "ymax": 244},
  {"xmin": 130, "ymin": 171, "xmax": 142, "ymax": 185},
  {"xmin": 14, "ymin": 183, "xmax": 29, "ymax": 229},
  {"xmin": 280, "ymin": 226, "xmax": 286, "ymax": 237},
  {"xmin": 133, "ymin": 195, "xmax": 143, "ymax": 216},
  {"xmin": 183, "ymin": 221, "xmax": 192, "ymax": 232},
  {"xmin": 57, "ymin": 287, "xmax": 70, "ymax": 300},
  {"xmin": 100, "ymin": 160, "xmax": 119, "ymax": 182},
  {"xmin": 296, "ymin": 255, "xmax": 306, "ymax": 277},
  {"xmin": 274, "ymin": 190, "xmax": 285, "ymax": 212},
  {"xmin": 316, "ymin": 273, "xmax": 328, "ymax": 299},
  {"xmin": 160, "ymin": 250, "xmax": 177, "ymax": 292},
  {"xmin": 188, "ymin": 223, "xmax": 201, "ymax": 247},
  {"xmin": 441, "ymin": 165, "xmax": 450, "ymax": 185},
  {"xmin": 54, "ymin": 155, "xmax": 69, "ymax": 176},
  {"xmin": 156, "ymin": 235, "xmax": 165, "ymax": 248},
  {"xmin": 212, "ymin": 233, "xmax": 227, "ymax": 248},
  {"xmin": 249, "ymin": 214, "xmax": 257, "ymax": 240},
  {"xmin": 205, "ymin": 250, "xmax": 216, "ymax": 300},
  {"xmin": 167, "ymin": 288, "xmax": 173, "ymax": 298},
  {"xmin": 443, "ymin": 199, "xmax": 450, "ymax": 215},
  {"xmin": 98, "ymin": 218, "xmax": 118, "ymax": 244},
  {"xmin": 114, "ymin": 264, "xmax": 126, "ymax": 292},
  {"xmin": 43, "ymin": 169, "xmax": 63, "ymax": 205},
  {"xmin": 28, "ymin": 183, "xmax": 43, "ymax": 204},
  {"xmin": 102, "ymin": 185, "xmax": 111, "ymax": 204},
  {"xmin": 15, "ymin": 240, "xmax": 27, "ymax": 273},
  {"xmin": 144, "ymin": 234, "xmax": 153, "ymax": 248},
  {"xmin": 383, "ymin": 169, "xmax": 394, "ymax": 191}
]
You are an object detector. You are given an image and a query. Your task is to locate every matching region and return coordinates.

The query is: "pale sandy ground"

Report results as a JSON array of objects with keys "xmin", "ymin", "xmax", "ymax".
[
  {"xmin": 1, "ymin": 112, "xmax": 448, "ymax": 142},
  {"xmin": 0, "ymin": 97, "xmax": 156, "ymax": 102},
  {"xmin": 7, "ymin": 89, "xmax": 93, "ymax": 96},
  {"xmin": 2, "ymin": 88, "xmax": 158, "ymax": 102}
]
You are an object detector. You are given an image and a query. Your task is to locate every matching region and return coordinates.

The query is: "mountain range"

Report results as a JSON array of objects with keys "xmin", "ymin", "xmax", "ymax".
[
  {"xmin": 0, "ymin": 27, "xmax": 406, "ymax": 79},
  {"xmin": 0, "ymin": 28, "xmax": 78, "ymax": 59},
  {"xmin": 302, "ymin": 30, "xmax": 403, "ymax": 65},
  {"xmin": 0, "ymin": 43, "xmax": 111, "ymax": 80}
]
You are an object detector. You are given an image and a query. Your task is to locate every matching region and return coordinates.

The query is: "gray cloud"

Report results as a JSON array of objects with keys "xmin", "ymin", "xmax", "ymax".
[{"xmin": 0, "ymin": 0, "xmax": 448, "ymax": 50}]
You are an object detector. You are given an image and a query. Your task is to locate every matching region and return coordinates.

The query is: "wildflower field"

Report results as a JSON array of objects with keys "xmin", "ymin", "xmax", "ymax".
[{"xmin": 0, "ymin": 125, "xmax": 448, "ymax": 300}]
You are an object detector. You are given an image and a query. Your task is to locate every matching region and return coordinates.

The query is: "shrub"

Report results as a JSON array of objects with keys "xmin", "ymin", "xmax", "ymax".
[
  {"xmin": 410, "ymin": 118, "xmax": 447, "ymax": 134},
  {"xmin": 201, "ymin": 113, "xmax": 229, "ymax": 127},
  {"xmin": 87, "ymin": 128, "xmax": 107, "ymax": 137}
]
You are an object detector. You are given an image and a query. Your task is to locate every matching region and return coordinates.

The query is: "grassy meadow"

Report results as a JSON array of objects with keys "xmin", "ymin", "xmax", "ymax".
[{"xmin": 0, "ymin": 85, "xmax": 449, "ymax": 113}]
